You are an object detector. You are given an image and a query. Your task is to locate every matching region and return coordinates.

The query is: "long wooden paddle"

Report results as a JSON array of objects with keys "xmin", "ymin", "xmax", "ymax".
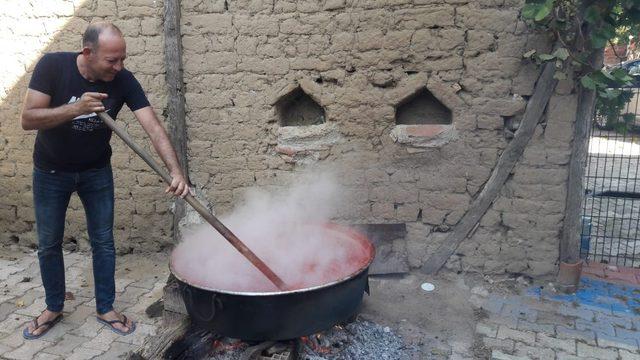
[{"xmin": 97, "ymin": 112, "xmax": 287, "ymax": 291}]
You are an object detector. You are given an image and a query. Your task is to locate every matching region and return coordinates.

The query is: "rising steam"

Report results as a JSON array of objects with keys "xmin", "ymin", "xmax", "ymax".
[{"xmin": 171, "ymin": 172, "xmax": 371, "ymax": 292}]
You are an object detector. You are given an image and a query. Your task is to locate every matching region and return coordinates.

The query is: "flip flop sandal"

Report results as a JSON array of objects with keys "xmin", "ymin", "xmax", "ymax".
[
  {"xmin": 22, "ymin": 313, "xmax": 63, "ymax": 340},
  {"xmin": 96, "ymin": 314, "xmax": 137, "ymax": 336}
]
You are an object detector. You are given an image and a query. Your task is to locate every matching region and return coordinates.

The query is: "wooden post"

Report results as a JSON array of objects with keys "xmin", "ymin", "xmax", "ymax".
[
  {"xmin": 560, "ymin": 50, "xmax": 604, "ymax": 263},
  {"xmin": 164, "ymin": 0, "xmax": 189, "ymax": 243}
]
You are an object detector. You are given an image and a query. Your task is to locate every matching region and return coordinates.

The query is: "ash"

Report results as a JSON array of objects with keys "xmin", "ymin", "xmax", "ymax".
[
  {"xmin": 299, "ymin": 318, "xmax": 419, "ymax": 360},
  {"xmin": 165, "ymin": 318, "xmax": 419, "ymax": 360}
]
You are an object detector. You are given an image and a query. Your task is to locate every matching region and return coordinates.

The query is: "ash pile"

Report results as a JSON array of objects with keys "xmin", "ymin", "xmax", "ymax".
[{"xmin": 163, "ymin": 318, "xmax": 419, "ymax": 360}]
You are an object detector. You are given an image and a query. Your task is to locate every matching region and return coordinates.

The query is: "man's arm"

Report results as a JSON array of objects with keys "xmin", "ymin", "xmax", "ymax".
[
  {"xmin": 21, "ymin": 89, "xmax": 107, "ymax": 130},
  {"xmin": 133, "ymin": 106, "xmax": 190, "ymax": 198}
]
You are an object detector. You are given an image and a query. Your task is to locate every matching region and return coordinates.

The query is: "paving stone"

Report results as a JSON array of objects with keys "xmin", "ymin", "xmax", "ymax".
[
  {"xmin": 131, "ymin": 274, "xmax": 164, "ymax": 290},
  {"xmin": 0, "ymin": 313, "xmax": 33, "ymax": 334},
  {"xmin": 490, "ymin": 350, "xmax": 528, "ymax": 360},
  {"xmin": 0, "ymin": 329, "xmax": 25, "ymax": 349},
  {"xmin": 620, "ymin": 349, "xmax": 640, "ymax": 360},
  {"xmin": 33, "ymin": 353, "xmax": 62, "ymax": 360},
  {"xmin": 557, "ymin": 304, "xmax": 596, "ymax": 321},
  {"xmin": 66, "ymin": 346, "xmax": 104, "ymax": 360},
  {"xmin": 483, "ymin": 337, "xmax": 515, "ymax": 352},
  {"xmin": 82, "ymin": 328, "xmax": 120, "ymax": 351},
  {"xmin": 0, "ymin": 301, "xmax": 19, "ymax": 325},
  {"xmin": 618, "ymin": 327, "xmax": 640, "ymax": 342},
  {"xmin": 70, "ymin": 317, "xmax": 103, "ymax": 338},
  {"xmin": 115, "ymin": 278, "xmax": 136, "ymax": 293},
  {"xmin": 113, "ymin": 322, "xmax": 157, "ymax": 346},
  {"xmin": 93, "ymin": 340, "xmax": 138, "ymax": 360},
  {"xmin": 536, "ymin": 310, "xmax": 575, "ymax": 328},
  {"xmin": 476, "ymin": 322, "xmax": 498, "ymax": 337},
  {"xmin": 482, "ymin": 296, "xmax": 505, "ymax": 314},
  {"xmin": 556, "ymin": 326, "xmax": 597, "ymax": 345},
  {"xmin": 512, "ymin": 342, "xmax": 556, "ymax": 359},
  {"xmin": 576, "ymin": 318, "xmax": 616, "ymax": 336},
  {"xmin": 0, "ymin": 341, "xmax": 13, "ymax": 355},
  {"xmin": 555, "ymin": 352, "xmax": 600, "ymax": 360},
  {"xmin": 44, "ymin": 334, "xmax": 92, "ymax": 356},
  {"xmin": 536, "ymin": 332, "xmax": 576, "ymax": 354},
  {"xmin": 15, "ymin": 296, "xmax": 46, "ymax": 317},
  {"xmin": 595, "ymin": 312, "xmax": 634, "ymax": 329},
  {"xmin": 3, "ymin": 339, "xmax": 53, "ymax": 360},
  {"xmin": 64, "ymin": 305, "xmax": 95, "ymax": 325},
  {"xmin": 496, "ymin": 326, "xmax": 536, "ymax": 345},
  {"xmin": 577, "ymin": 342, "xmax": 620, "ymax": 360},
  {"xmin": 501, "ymin": 304, "xmax": 538, "ymax": 322},
  {"xmin": 516, "ymin": 319, "xmax": 554, "ymax": 335},
  {"xmin": 118, "ymin": 285, "xmax": 150, "ymax": 304},
  {"xmin": 597, "ymin": 333, "xmax": 639, "ymax": 351}
]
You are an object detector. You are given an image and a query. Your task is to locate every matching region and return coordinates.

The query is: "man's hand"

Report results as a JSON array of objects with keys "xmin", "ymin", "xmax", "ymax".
[
  {"xmin": 73, "ymin": 92, "xmax": 108, "ymax": 116},
  {"xmin": 166, "ymin": 172, "xmax": 191, "ymax": 198}
]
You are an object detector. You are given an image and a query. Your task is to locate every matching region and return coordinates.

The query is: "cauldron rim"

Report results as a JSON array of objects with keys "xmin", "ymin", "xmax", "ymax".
[{"xmin": 169, "ymin": 223, "xmax": 375, "ymax": 296}]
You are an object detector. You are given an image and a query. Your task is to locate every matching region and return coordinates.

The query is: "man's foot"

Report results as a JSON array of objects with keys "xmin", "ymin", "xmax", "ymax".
[
  {"xmin": 23, "ymin": 309, "xmax": 63, "ymax": 340},
  {"xmin": 96, "ymin": 310, "xmax": 136, "ymax": 335}
]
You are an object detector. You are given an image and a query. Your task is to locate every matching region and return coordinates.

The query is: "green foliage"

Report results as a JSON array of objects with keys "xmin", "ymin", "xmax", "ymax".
[{"xmin": 522, "ymin": 0, "xmax": 640, "ymax": 132}]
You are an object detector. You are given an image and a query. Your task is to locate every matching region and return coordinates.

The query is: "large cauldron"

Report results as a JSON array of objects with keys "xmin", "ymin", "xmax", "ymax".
[{"xmin": 169, "ymin": 224, "xmax": 375, "ymax": 341}]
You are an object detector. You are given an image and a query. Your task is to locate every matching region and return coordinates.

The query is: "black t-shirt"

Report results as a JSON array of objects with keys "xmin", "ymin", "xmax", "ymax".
[{"xmin": 28, "ymin": 52, "xmax": 150, "ymax": 172}]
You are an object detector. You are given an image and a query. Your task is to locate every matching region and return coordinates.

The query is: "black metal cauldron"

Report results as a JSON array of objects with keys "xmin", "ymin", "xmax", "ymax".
[{"xmin": 169, "ymin": 224, "xmax": 375, "ymax": 341}]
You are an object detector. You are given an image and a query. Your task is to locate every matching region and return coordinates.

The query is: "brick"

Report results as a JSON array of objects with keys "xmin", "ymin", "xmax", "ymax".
[
  {"xmin": 483, "ymin": 337, "xmax": 515, "ymax": 352},
  {"xmin": 496, "ymin": 326, "xmax": 536, "ymax": 345},
  {"xmin": 597, "ymin": 333, "xmax": 639, "ymax": 352},
  {"xmin": 4, "ymin": 339, "xmax": 52, "ymax": 360},
  {"xmin": 67, "ymin": 347, "xmax": 104, "ymax": 360},
  {"xmin": 490, "ymin": 350, "xmax": 528, "ymax": 360},
  {"xmin": 556, "ymin": 326, "xmax": 597, "ymax": 345},
  {"xmin": 620, "ymin": 350, "xmax": 640, "ymax": 360},
  {"xmin": 513, "ymin": 342, "xmax": 556, "ymax": 359},
  {"xmin": 476, "ymin": 322, "xmax": 498, "ymax": 337},
  {"xmin": 576, "ymin": 342, "xmax": 619, "ymax": 360},
  {"xmin": 536, "ymin": 333, "xmax": 575, "ymax": 353}
]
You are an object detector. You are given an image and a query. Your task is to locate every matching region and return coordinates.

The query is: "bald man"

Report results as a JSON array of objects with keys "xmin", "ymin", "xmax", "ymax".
[{"xmin": 20, "ymin": 22, "xmax": 189, "ymax": 339}]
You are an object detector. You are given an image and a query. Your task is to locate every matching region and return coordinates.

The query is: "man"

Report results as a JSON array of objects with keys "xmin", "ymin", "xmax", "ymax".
[{"xmin": 20, "ymin": 22, "xmax": 189, "ymax": 339}]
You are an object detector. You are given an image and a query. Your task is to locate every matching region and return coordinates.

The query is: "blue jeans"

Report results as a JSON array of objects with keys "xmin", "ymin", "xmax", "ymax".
[{"xmin": 33, "ymin": 165, "xmax": 116, "ymax": 315}]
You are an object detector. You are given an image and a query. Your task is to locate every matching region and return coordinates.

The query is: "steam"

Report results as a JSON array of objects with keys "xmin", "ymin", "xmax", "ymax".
[{"xmin": 171, "ymin": 171, "xmax": 370, "ymax": 293}]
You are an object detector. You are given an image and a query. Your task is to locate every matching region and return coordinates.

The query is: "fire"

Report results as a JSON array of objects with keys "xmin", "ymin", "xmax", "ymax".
[
  {"xmin": 300, "ymin": 334, "xmax": 332, "ymax": 354},
  {"xmin": 212, "ymin": 338, "xmax": 246, "ymax": 352}
]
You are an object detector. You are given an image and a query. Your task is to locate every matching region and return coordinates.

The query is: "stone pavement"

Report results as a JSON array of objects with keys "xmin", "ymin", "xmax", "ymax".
[
  {"xmin": 2, "ymin": 247, "xmax": 640, "ymax": 359},
  {"xmin": 0, "ymin": 249, "xmax": 170, "ymax": 360},
  {"xmin": 473, "ymin": 265, "xmax": 640, "ymax": 360}
]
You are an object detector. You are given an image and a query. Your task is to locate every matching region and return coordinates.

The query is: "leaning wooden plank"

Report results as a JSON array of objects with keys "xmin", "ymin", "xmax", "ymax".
[
  {"xmin": 127, "ymin": 313, "xmax": 189, "ymax": 360},
  {"xmin": 421, "ymin": 62, "xmax": 558, "ymax": 274}
]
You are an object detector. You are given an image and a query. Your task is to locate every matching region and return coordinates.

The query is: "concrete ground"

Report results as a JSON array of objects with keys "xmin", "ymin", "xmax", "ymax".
[{"xmin": 1, "ymin": 245, "xmax": 640, "ymax": 359}]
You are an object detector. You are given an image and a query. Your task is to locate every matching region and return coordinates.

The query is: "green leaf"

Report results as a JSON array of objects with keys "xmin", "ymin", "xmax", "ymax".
[
  {"xmin": 523, "ymin": 49, "xmax": 537, "ymax": 58},
  {"xmin": 522, "ymin": 4, "xmax": 541, "ymax": 20},
  {"xmin": 538, "ymin": 53, "xmax": 555, "ymax": 61},
  {"xmin": 552, "ymin": 47, "xmax": 570, "ymax": 60},
  {"xmin": 581, "ymin": 75, "xmax": 597, "ymax": 90},
  {"xmin": 535, "ymin": 1, "xmax": 553, "ymax": 21},
  {"xmin": 585, "ymin": 5, "xmax": 601, "ymax": 24},
  {"xmin": 591, "ymin": 33, "xmax": 609, "ymax": 49},
  {"xmin": 553, "ymin": 72, "xmax": 567, "ymax": 80}
]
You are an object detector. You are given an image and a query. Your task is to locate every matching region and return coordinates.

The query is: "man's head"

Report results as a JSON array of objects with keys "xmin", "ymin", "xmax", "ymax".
[{"xmin": 81, "ymin": 22, "xmax": 126, "ymax": 82}]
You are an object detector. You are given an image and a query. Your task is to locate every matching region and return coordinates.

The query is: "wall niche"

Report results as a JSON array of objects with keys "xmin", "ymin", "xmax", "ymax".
[
  {"xmin": 395, "ymin": 88, "xmax": 452, "ymax": 125},
  {"xmin": 275, "ymin": 87, "xmax": 325, "ymax": 127}
]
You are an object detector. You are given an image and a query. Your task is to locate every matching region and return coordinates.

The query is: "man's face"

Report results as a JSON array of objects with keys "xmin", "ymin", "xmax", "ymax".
[{"xmin": 87, "ymin": 33, "xmax": 126, "ymax": 82}]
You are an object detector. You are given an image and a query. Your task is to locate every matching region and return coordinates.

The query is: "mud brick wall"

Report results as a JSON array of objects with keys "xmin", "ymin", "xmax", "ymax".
[
  {"xmin": 0, "ymin": 0, "xmax": 173, "ymax": 253},
  {"xmin": 0, "ymin": 0, "xmax": 576, "ymax": 276}
]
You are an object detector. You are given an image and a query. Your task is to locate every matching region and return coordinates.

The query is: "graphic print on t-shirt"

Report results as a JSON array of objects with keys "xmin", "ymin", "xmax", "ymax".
[{"xmin": 66, "ymin": 96, "xmax": 110, "ymax": 132}]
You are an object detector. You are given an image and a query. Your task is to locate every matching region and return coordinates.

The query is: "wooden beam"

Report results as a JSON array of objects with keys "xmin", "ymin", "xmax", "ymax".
[
  {"xmin": 421, "ymin": 62, "xmax": 558, "ymax": 274},
  {"xmin": 560, "ymin": 50, "xmax": 604, "ymax": 263},
  {"xmin": 163, "ymin": 0, "xmax": 189, "ymax": 242}
]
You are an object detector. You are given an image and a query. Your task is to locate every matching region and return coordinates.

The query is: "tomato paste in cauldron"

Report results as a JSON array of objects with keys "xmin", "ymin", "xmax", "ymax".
[{"xmin": 170, "ymin": 224, "xmax": 375, "ymax": 341}]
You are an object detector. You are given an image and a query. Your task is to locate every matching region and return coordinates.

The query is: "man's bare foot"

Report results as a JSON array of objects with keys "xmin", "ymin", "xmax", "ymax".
[
  {"xmin": 24, "ymin": 309, "xmax": 62, "ymax": 337},
  {"xmin": 96, "ymin": 310, "xmax": 135, "ymax": 334}
]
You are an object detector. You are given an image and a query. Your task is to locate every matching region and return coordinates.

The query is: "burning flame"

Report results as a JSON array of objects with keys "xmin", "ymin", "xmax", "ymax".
[{"xmin": 300, "ymin": 334, "xmax": 333, "ymax": 354}]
